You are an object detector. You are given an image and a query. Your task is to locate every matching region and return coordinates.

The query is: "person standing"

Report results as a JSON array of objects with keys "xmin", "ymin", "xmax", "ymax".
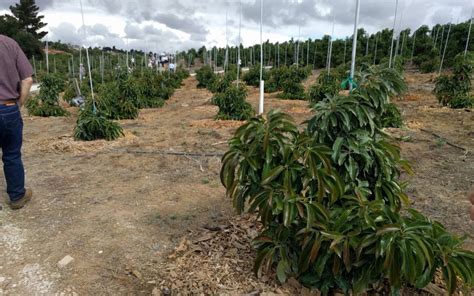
[{"xmin": 0, "ymin": 34, "xmax": 33, "ymax": 210}]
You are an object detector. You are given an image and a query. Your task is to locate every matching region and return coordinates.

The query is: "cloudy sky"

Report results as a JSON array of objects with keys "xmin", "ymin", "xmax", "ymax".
[{"xmin": 0, "ymin": 0, "xmax": 472, "ymax": 52}]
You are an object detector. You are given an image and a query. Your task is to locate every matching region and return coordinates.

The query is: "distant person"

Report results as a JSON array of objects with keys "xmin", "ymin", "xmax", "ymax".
[{"xmin": 0, "ymin": 34, "xmax": 34, "ymax": 210}]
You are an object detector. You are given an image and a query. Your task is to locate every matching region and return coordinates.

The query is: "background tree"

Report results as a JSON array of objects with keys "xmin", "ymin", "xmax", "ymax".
[{"xmin": 9, "ymin": 0, "xmax": 47, "ymax": 39}]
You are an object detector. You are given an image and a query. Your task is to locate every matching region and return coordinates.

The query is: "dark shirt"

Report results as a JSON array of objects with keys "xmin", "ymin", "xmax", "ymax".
[{"xmin": 0, "ymin": 34, "xmax": 33, "ymax": 100}]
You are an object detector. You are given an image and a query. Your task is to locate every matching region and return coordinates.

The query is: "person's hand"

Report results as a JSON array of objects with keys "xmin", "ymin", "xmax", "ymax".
[{"xmin": 470, "ymin": 192, "xmax": 474, "ymax": 221}]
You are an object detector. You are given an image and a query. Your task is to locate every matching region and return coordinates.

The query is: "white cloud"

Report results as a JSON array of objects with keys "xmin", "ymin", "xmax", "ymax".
[{"xmin": 1, "ymin": 0, "xmax": 472, "ymax": 51}]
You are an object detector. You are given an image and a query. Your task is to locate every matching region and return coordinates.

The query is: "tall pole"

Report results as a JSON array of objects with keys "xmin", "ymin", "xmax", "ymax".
[
  {"xmin": 389, "ymin": 0, "xmax": 399, "ymax": 68},
  {"xmin": 306, "ymin": 39, "xmax": 310, "ymax": 66},
  {"xmin": 343, "ymin": 38, "xmax": 347, "ymax": 64},
  {"xmin": 433, "ymin": 26, "xmax": 440, "ymax": 49},
  {"xmin": 259, "ymin": 0, "xmax": 264, "ymax": 114},
  {"xmin": 71, "ymin": 54, "xmax": 75, "ymax": 77},
  {"xmin": 438, "ymin": 25, "xmax": 445, "ymax": 52},
  {"xmin": 350, "ymin": 0, "xmax": 361, "ymax": 91},
  {"xmin": 373, "ymin": 33, "xmax": 379, "ymax": 64},
  {"xmin": 237, "ymin": 0, "xmax": 242, "ymax": 87},
  {"xmin": 79, "ymin": 0, "xmax": 95, "ymax": 103},
  {"xmin": 465, "ymin": 8, "xmax": 473, "ymax": 56},
  {"xmin": 327, "ymin": 16, "xmax": 335, "ymax": 74},
  {"xmin": 32, "ymin": 56, "xmax": 37, "ymax": 78},
  {"xmin": 277, "ymin": 43, "xmax": 280, "ymax": 68},
  {"xmin": 45, "ymin": 38, "xmax": 49, "ymax": 73},
  {"xmin": 313, "ymin": 42, "xmax": 317, "ymax": 69},
  {"xmin": 400, "ymin": 31, "xmax": 407, "ymax": 57},
  {"xmin": 410, "ymin": 31, "xmax": 416, "ymax": 64},
  {"xmin": 365, "ymin": 36, "xmax": 369, "ymax": 56},
  {"xmin": 225, "ymin": 10, "xmax": 229, "ymax": 72},
  {"xmin": 439, "ymin": 22, "xmax": 452, "ymax": 74},
  {"xmin": 296, "ymin": 26, "xmax": 301, "ymax": 67}
]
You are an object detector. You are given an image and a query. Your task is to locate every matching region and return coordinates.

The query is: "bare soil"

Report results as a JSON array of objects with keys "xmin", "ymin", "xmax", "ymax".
[{"xmin": 0, "ymin": 71, "xmax": 472, "ymax": 295}]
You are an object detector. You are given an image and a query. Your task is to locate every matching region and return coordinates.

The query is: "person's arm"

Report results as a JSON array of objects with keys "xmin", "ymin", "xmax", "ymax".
[{"xmin": 18, "ymin": 77, "xmax": 33, "ymax": 107}]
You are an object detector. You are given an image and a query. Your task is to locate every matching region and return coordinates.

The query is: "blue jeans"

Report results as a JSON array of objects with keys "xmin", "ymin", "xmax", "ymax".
[{"xmin": 0, "ymin": 104, "xmax": 25, "ymax": 202}]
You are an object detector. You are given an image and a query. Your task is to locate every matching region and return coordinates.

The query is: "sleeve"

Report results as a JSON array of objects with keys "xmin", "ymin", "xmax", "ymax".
[{"xmin": 15, "ymin": 45, "xmax": 34, "ymax": 80}]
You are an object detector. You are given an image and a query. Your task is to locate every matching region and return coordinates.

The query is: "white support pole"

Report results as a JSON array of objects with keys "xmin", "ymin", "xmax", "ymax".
[
  {"xmin": 438, "ymin": 25, "xmax": 445, "ymax": 52},
  {"xmin": 400, "ymin": 31, "xmax": 407, "ymax": 57},
  {"xmin": 277, "ymin": 43, "xmax": 280, "ymax": 68},
  {"xmin": 225, "ymin": 10, "xmax": 229, "ymax": 72},
  {"xmin": 126, "ymin": 38, "xmax": 129, "ymax": 70},
  {"xmin": 373, "ymin": 33, "xmax": 379, "ymax": 64},
  {"xmin": 259, "ymin": 0, "xmax": 264, "ymax": 115},
  {"xmin": 465, "ymin": 8, "xmax": 473, "ymax": 56},
  {"xmin": 306, "ymin": 39, "xmax": 310, "ymax": 66},
  {"xmin": 45, "ymin": 38, "xmax": 49, "ymax": 73},
  {"xmin": 343, "ymin": 38, "xmax": 347, "ymax": 64},
  {"xmin": 101, "ymin": 51, "xmax": 104, "ymax": 83},
  {"xmin": 410, "ymin": 31, "xmax": 416, "ymax": 64},
  {"xmin": 365, "ymin": 35, "xmax": 369, "ymax": 56},
  {"xmin": 32, "ymin": 55, "xmax": 37, "ymax": 78},
  {"xmin": 237, "ymin": 0, "xmax": 242, "ymax": 87},
  {"xmin": 433, "ymin": 26, "xmax": 440, "ymax": 49},
  {"xmin": 79, "ymin": 0, "xmax": 95, "ymax": 102},
  {"xmin": 313, "ymin": 41, "xmax": 317, "ymax": 69},
  {"xmin": 350, "ymin": 0, "xmax": 361, "ymax": 91},
  {"xmin": 327, "ymin": 17, "xmax": 335, "ymax": 74},
  {"xmin": 439, "ymin": 22, "xmax": 452, "ymax": 75},
  {"xmin": 71, "ymin": 54, "xmax": 75, "ymax": 77},
  {"xmin": 389, "ymin": 0, "xmax": 399, "ymax": 68},
  {"xmin": 296, "ymin": 26, "xmax": 301, "ymax": 67}
]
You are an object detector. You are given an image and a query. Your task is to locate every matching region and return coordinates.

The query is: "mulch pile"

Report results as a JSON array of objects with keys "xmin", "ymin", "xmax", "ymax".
[
  {"xmin": 154, "ymin": 215, "xmax": 312, "ymax": 295},
  {"xmin": 37, "ymin": 131, "xmax": 140, "ymax": 155},
  {"xmin": 154, "ymin": 214, "xmax": 472, "ymax": 295}
]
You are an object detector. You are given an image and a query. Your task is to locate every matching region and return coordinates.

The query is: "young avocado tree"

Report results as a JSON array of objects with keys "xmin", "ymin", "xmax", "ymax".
[
  {"xmin": 434, "ymin": 53, "xmax": 474, "ymax": 108},
  {"xmin": 26, "ymin": 74, "xmax": 69, "ymax": 117},
  {"xmin": 220, "ymin": 65, "xmax": 474, "ymax": 294},
  {"xmin": 212, "ymin": 85, "xmax": 254, "ymax": 120}
]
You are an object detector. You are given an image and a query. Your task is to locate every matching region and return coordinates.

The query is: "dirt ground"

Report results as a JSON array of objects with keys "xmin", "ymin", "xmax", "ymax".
[{"xmin": 0, "ymin": 70, "xmax": 472, "ymax": 295}]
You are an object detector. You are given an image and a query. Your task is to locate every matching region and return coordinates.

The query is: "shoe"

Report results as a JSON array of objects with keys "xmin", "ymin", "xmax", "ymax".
[{"xmin": 9, "ymin": 188, "xmax": 33, "ymax": 210}]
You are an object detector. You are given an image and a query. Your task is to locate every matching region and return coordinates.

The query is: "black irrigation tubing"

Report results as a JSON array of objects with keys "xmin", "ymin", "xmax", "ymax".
[
  {"xmin": 419, "ymin": 128, "xmax": 467, "ymax": 151},
  {"xmin": 111, "ymin": 148, "xmax": 225, "ymax": 158}
]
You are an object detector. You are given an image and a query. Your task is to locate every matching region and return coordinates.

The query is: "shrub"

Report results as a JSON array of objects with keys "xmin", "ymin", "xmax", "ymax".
[
  {"xmin": 381, "ymin": 103, "xmax": 403, "ymax": 128},
  {"xmin": 278, "ymin": 79, "xmax": 306, "ymax": 100},
  {"xmin": 27, "ymin": 74, "xmax": 69, "ymax": 117},
  {"xmin": 448, "ymin": 95, "xmax": 474, "ymax": 109},
  {"xmin": 243, "ymin": 64, "xmax": 268, "ymax": 87},
  {"xmin": 265, "ymin": 66, "xmax": 312, "ymax": 94},
  {"xmin": 221, "ymin": 65, "xmax": 473, "ymax": 294},
  {"xmin": 96, "ymin": 79, "xmax": 139, "ymax": 120},
  {"xmin": 131, "ymin": 70, "xmax": 169, "ymax": 108},
  {"xmin": 196, "ymin": 65, "xmax": 217, "ymax": 89},
  {"xmin": 307, "ymin": 74, "xmax": 340, "ymax": 104},
  {"xmin": 434, "ymin": 53, "xmax": 473, "ymax": 108},
  {"xmin": 74, "ymin": 106, "xmax": 123, "ymax": 141},
  {"xmin": 209, "ymin": 75, "xmax": 233, "ymax": 94},
  {"xmin": 212, "ymin": 85, "xmax": 254, "ymax": 120}
]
